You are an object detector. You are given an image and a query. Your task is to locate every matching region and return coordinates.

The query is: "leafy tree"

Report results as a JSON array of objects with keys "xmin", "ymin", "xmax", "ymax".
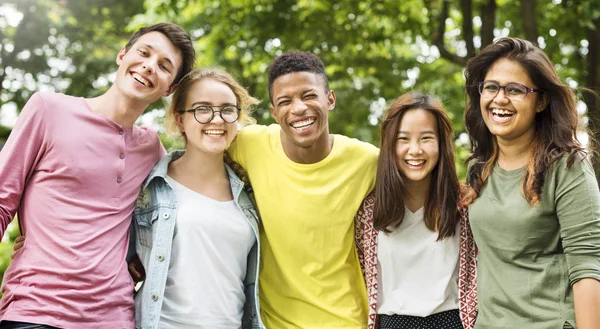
[
  {"xmin": 0, "ymin": 0, "xmax": 145, "ymax": 139},
  {"xmin": 134, "ymin": 0, "xmax": 600, "ymax": 181}
]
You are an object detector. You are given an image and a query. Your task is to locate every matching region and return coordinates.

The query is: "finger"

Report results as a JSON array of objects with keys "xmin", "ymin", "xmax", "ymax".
[
  {"xmin": 13, "ymin": 239, "xmax": 24, "ymax": 250},
  {"xmin": 128, "ymin": 262, "xmax": 144, "ymax": 282}
]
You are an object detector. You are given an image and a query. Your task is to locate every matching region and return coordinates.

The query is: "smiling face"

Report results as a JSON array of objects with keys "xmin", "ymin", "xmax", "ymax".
[
  {"xmin": 176, "ymin": 78, "xmax": 239, "ymax": 156},
  {"xmin": 480, "ymin": 58, "xmax": 546, "ymax": 145},
  {"xmin": 270, "ymin": 71, "xmax": 335, "ymax": 151},
  {"xmin": 115, "ymin": 31, "xmax": 182, "ymax": 105},
  {"xmin": 396, "ymin": 108, "xmax": 440, "ymax": 186}
]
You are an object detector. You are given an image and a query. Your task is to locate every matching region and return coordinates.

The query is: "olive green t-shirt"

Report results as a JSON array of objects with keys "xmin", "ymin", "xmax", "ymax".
[{"xmin": 469, "ymin": 156, "xmax": 600, "ymax": 329}]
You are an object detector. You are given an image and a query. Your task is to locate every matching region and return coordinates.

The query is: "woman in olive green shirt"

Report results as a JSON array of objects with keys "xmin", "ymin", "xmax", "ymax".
[{"xmin": 463, "ymin": 37, "xmax": 600, "ymax": 329}]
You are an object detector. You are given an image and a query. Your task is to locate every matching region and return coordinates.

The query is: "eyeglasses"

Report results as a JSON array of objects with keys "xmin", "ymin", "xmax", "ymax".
[
  {"xmin": 478, "ymin": 81, "xmax": 542, "ymax": 101},
  {"xmin": 181, "ymin": 105, "xmax": 240, "ymax": 124}
]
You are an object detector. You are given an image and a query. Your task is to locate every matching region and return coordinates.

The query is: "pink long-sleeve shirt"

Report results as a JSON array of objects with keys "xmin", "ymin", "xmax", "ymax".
[{"xmin": 0, "ymin": 92, "xmax": 165, "ymax": 328}]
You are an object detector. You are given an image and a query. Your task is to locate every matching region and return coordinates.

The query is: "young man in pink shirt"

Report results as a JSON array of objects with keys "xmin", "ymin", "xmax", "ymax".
[{"xmin": 0, "ymin": 23, "xmax": 195, "ymax": 329}]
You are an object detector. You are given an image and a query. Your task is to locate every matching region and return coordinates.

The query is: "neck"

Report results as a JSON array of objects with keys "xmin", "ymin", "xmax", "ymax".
[
  {"xmin": 496, "ymin": 129, "xmax": 535, "ymax": 170},
  {"xmin": 169, "ymin": 148, "xmax": 227, "ymax": 182},
  {"xmin": 404, "ymin": 177, "xmax": 430, "ymax": 213},
  {"xmin": 85, "ymin": 86, "xmax": 151, "ymax": 128},
  {"xmin": 280, "ymin": 130, "xmax": 334, "ymax": 164}
]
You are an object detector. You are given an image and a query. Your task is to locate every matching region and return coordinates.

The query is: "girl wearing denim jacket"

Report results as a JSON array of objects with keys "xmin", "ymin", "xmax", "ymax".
[{"xmin": 130, "ymin": 68, "xmax": 264, "ymax": 329}]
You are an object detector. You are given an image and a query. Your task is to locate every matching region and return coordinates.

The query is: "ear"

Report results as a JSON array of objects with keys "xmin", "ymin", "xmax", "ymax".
[
  {"xmin": 536, "ymin": 93, "xmax": 549, "ymax": 113},
  {"xmin": 175, "ymin": 112, "xmax": 185, "ymax": 133},
  {"xmin": 327, "ymin": 90, "xmax": 336, "ymax": 111},
  {"xmin": 270, "ymin": 103, "xmax": 279, "ymax": 123},
  {"xmin": 116, "ymin": 46, "xmax": 127, "ymax": 65},
  {"xmin": 165, "ymin": 83, "xmax": 178, "ymax": 97}
]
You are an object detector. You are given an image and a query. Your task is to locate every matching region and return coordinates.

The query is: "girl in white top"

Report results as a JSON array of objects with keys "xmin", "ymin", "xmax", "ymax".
[
  {"xmin": 373, "ymin": 92, "xmax": 464, "ymax": 329},
  {"xmin": 130, "ymin": 68, "xmax": 264, "ymax": 329}
]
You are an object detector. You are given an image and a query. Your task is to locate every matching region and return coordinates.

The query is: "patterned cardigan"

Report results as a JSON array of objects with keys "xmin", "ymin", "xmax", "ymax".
[{"xmin": 354, "ymin": 194, "xmax": 478, "ymax": 329}]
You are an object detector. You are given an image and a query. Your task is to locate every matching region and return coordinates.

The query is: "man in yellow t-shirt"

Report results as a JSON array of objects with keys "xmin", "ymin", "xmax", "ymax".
[{"xmin": 228, "ymin": 51, "xmax": 378, "ymax": 329}]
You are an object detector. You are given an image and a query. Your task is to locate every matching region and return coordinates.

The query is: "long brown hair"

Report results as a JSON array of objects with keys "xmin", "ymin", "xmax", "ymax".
[
  {"xmin": 373, "ymin": 92, "xmax": 460, "ymax": 240},
  {"xmin": 464, "ymin": 37, "xmax": 588, "ymax": 205}
]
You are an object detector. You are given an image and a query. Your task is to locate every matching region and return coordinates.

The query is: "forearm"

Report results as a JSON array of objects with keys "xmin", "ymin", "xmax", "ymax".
[{"xmin": 573, "ymin": 278, "xmax": 600, "ymax": 329}]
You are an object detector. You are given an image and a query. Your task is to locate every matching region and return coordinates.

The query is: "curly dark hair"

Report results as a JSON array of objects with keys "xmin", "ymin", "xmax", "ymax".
[
  {"xmin": 267, "ymin": 51, "xmax": 329, "ymax": 103},
  {"xmin": 464, "ymin": 37, "xmax": 588, "ymax": 205}
]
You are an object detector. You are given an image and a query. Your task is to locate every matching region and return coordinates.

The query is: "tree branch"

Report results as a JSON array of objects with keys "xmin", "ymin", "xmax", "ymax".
[
  {"xmin": 460, "ymin": 0, "xmax": 476, "ymax": 58},
  {"xmin": 431, "ymin": 0, "xmax": 467, "ymax": 65}
]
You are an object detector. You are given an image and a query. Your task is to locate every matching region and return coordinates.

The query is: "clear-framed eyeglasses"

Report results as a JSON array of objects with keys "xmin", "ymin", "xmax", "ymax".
[
  {"xmin": 181, "ymin": 105, "xmax": 240, "ymax": 124},
  {"xmin": 478, "ymin": 80, "xmax": 542, "ymax": 101}
]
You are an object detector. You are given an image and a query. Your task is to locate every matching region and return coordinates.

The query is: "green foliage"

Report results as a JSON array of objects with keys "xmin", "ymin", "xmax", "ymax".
[
  {"xmin": 0, "ymin": 0, "xmax": 145, "ymax": 140},
  {"xmin": 1, "ymin": 0, "xmax": 599, "ymax": 279},
  {"xmin": 0, "ymin": 218, "xmax": 20, "ymax": 294}
]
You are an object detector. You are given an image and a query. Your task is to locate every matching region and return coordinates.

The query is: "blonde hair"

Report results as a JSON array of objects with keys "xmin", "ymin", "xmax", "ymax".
[{"xmin": 165, "ymin": 68, "xmax": 259, "ymax": 141}]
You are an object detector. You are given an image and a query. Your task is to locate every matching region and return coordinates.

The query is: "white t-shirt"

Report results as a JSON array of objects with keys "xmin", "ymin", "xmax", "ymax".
[
  {"xmin": 158, "ymin": 176, "xmax": 256, "ymax": 329},
  {"xmin": 376, "ymin": 207, "xmax": 460, "ymax": 317}
]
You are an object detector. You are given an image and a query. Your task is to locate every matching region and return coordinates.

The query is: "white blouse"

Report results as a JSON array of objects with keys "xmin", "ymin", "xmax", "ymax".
[{"xmin": 377, "ymin": 207, "xmax": 460, "ymax": 317}]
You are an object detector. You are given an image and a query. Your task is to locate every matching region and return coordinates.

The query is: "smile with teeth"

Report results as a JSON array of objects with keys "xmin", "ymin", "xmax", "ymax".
[
  {"xmin": 203, "ymin": 129, "xmax": 225, "ymax": 136},
  {"xmin": 132, "ymin": 73, "xmax": 152, "ymax": 87},
  {"xmin": 405, "ymin": 160, "xmax": 426, "ymax": 167},
  {"xmin": 291, "ymin": 117, "xmax": 316, "ymax": 130},
  {"xmin": 491, "ymin": 108, "xmax": 514, "ymax": 117}
]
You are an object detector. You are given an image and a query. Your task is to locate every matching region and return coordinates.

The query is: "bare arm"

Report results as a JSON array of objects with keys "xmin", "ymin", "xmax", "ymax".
[{"xmin": 573, "ymin": 278, "xmax": 600, "ymax": 329}]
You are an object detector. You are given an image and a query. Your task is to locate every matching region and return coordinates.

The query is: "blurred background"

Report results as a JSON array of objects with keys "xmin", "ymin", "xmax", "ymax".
[{"xmin": 0, "ymin": 0, "xmax": 599, "ymax": 284}]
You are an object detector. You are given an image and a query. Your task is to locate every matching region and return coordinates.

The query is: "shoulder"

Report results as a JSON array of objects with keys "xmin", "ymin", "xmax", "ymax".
[
  {"xmin": 237, "ymin": 124, "xmax": 272, "ymax": 138},
  {"xmin": 550, "ymin": 151, "xmax": 593, "ymax": 178},
  {"xmin": 134, "ymin": 125, "xmax": 160, "ymax": 142},
  {"xmin": 234, "ymin": 124, "xmax": 277, "ymax": 151},
  {"xmin": 334, "ymin": 134, "xmax": 378, "ymax": 155},
  {"xmin": 23, "ymin": 92, "xmax": 75, "ymax": 114},
  {"xmin": 33, "ymin": 91, "xmax": 81, "ymax": 110}
]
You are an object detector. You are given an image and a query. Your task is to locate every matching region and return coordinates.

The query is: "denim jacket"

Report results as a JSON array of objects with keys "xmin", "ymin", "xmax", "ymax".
[{"xmin": 131, "ymin": 151, "xmax": 264, "ymax": 329}]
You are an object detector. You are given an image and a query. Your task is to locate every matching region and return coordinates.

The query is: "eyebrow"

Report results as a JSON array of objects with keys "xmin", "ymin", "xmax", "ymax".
[
  {"xmin": 143, "ymin": 44, "xmax": 175, "ymax": 68},
  {"xmin": 397, "ymin": 130, "xmax": 437, "ymax": 135},
  {"xmin": 275, "ymin": 88, "xmax": 318, "ymax": 102},
  {"xmin": 190, "ymin": 101, "xmax": 237, "ymax": 107}
]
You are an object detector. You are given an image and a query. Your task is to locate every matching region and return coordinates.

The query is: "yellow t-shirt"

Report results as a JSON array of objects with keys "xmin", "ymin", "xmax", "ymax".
[{"xmin": 229, "ymin": 124, "xmax": 378, "ymax": 329}]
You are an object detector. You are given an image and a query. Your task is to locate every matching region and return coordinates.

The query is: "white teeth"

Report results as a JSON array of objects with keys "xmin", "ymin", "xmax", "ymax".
[
  {"xmin": 132, "ymin": 73, "xmax": 150, "ymax": 87},
  {"xmin": 492, "ymin": 108, "xmax": 514, "ymax": 116},
  {"xmin": 406, "ymin": 160, "xmax": 425, "ymax": 166},
  {"xmin": 204, "ymin": 129, "xmax": 225, "ymax": 136},
  {"xmin": 291, "ymin": 118, "xmax": 315, "ymax": 129}
]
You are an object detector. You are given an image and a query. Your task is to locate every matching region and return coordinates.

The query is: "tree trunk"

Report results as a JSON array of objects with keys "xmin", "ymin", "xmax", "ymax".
[
  {"xmin": 584, "ymin": 17, "xmax": 600, "ymax": 182},
  {"xmin": 460, "ymin": 0, "xmax": 476, "ymax": 58},
  {"xmin": 520, "ymin": 0, "xmax": 538, "ymax": 45},
  {"xmin": 480, "ymin": 0, "xmax": 496, "ymax": 48}
]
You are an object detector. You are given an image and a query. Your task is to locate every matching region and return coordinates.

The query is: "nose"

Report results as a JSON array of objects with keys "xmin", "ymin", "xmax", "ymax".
[
  {"xmin": 290, "ymin": 98, "xmax": 308, "ymax": 115},
  {"xmin": 408, "ymin": 141, "xmax": 423, "ymax": 155},
  {"xmin": 493, "ymin": 87, "xmax": 510, "ymax": 103},
  {"xmin": 210, "ymin": 110, "xmax": 225, "ymax": 123},
  {"xmin": 142, "ymin": 58, "xmax": 157, "ymax": 74}
]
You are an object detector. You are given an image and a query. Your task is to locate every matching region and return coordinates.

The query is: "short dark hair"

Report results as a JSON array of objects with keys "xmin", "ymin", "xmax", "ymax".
[
  {"xmin": 267, "ymin": 51, "xmax": 329, "ymax": 103},
  {"xmin": 124, "ymin": 22, "xmax": 195, "ymax": 86}
]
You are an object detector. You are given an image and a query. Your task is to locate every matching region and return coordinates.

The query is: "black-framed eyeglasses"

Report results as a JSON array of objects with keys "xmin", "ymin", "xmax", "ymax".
[
  {"xmin": 478, "ymin": 81, "xmax": 542, "ymax": 101},
  {"xmin": 181, "ymin": 105, "xmax": 240, "ymax": 124}
]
